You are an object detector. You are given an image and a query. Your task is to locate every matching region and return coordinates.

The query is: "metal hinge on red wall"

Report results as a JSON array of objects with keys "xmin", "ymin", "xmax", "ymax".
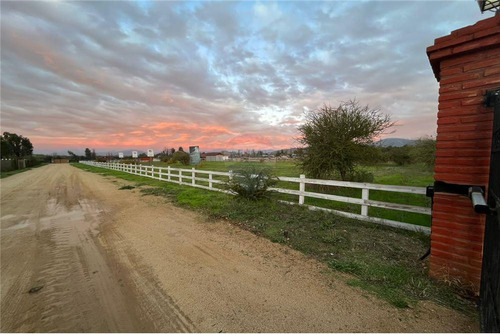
[{"xmin": 426, "ymin": 182, "xmax": 493, "ymax": 214}]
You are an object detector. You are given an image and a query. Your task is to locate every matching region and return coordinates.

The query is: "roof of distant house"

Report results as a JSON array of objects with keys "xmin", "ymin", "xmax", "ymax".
[{"xmin": 202, "ymin": 152, "xmax": 224, "ymax": 157}]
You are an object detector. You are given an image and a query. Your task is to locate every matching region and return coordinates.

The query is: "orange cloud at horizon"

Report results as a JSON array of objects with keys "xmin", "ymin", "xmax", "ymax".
[
  {"xmin": 25, "ymin": 114, "xmax": 435, "ymax": 154},
  {"xmin": 28, "ymin": 123, "xmax": 298, "ymax": 153}
]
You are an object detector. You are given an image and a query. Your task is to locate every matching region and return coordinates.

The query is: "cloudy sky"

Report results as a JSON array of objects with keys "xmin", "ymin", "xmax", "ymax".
[{"xmin": 0, "ymin": 1, "xmax": 493, "ymax": 154}]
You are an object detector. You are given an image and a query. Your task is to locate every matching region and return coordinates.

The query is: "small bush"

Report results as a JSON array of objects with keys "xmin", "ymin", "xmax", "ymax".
[
  {"xmin": 25, "ymin": 157, "xmax": 42, "ymax": 168},
  {"xmin": 411, "ymin": 137, "xmax": 436, "ymax": 169},
  {"xmin": 227, "ymin": 166, "xmax": 278, "ymax": 200},
  {"xmin": 171, "ymin": 151, "xmax": 190, "ymax": 165},
  {"xmin": 347, "ymin": 168, "xmax": 374, "ymax": 182},
  {"xmin": 390, "ymin": 147, "xmax": 412, "ymax": 166}
]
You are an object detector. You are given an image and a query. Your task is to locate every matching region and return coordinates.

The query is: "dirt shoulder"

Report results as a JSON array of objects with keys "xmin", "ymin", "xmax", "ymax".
[{"xmin": 0, "ymin": 164, "xmax": 478, "ymax": 332}]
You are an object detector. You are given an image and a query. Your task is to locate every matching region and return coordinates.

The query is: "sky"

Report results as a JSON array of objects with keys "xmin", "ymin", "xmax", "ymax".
[{"xmin": 0, "ymin": 0, "xmax": 494, "ymax": 154}]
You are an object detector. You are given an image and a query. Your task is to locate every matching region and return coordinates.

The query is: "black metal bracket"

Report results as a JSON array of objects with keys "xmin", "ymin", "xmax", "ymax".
[
  {"xmin": 426, "ymin": 185, "xmax": 434, "ymax": 198},
  {"xmin": 484, "ymin": 89, "xmax": 500, "ymax": 108},
  {"xmin": 433, "ymin": 181, "xmax": 485, "ymax": 197},
  {"xmin": 427, "ymin": 181, "xmax": 495, "ymax": 215}
]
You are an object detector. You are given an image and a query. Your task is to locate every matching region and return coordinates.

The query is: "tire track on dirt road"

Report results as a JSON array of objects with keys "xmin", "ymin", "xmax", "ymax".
[{"xmin": 1, "ymin": 164, "xmax": 191, "ymax": 332}]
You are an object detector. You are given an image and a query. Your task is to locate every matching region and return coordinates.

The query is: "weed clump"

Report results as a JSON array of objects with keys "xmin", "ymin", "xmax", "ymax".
[{"xmin": 226, "ymin": 165, "xmax": 277, "ymax": 200}]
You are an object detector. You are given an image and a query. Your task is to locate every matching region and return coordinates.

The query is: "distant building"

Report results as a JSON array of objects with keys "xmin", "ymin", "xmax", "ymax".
[{"xmin": 201, "ymin": 152, "xmax": 229, "ymax": 162}]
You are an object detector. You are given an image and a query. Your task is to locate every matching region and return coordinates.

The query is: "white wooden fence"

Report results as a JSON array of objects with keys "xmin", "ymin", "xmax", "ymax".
[{"xmin": 79, "ymin": 161, "xmax": 431, "ymax": 234}]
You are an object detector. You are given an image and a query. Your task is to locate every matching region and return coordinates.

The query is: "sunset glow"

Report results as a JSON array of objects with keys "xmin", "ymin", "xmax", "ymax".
[{"xmin": 0, "ymin": 1, "xmax": 490, "ymax": 154}]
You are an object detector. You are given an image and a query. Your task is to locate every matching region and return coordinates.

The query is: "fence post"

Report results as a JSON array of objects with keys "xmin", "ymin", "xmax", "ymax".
[
  {"xmin": 209, "ymin": 173, "xmax": 213, "ymax": 189},
  {"xmin": 361, "ymin": 188, "xmax": 369, "ymax": 216},
  {"xmin": 179, "ymin": 170, "xmax": 183, "ymax": 184},
  {"xmin": 229, "ymin": 170, "xmax": 233, "ymax": 181},
  {"xmin": 167, "ymin": 166, "xmax": 171, "ymax": 181},
  {"xmin": 192, "ymin": 168, "xmax": 195, "ymax": 186},
  {"xmin": 299, "ymin": 174, "xmax": 305, "ymax": 205}
]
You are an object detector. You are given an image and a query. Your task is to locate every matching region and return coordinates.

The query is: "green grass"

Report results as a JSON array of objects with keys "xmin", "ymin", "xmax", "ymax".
[
  {"xmin": 72, "ymin": 162, "xmax": 475, "ymax": 316},
  {"xmin": 147, "ymin": 160, "xmax": 434, "ymax": 185},
  {"xmin": 0, "ymin": 163, "xmax": 47, "ymax": 179},
  {"xmin": 144, "ymin": 160, "xmax": 433, "ymax": 227}
]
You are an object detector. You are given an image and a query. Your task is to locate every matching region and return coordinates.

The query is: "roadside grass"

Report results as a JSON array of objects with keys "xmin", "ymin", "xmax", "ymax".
[
  {"xmin": 72, "ymin": 162, "xmax": 475, "ymax": 316},
  {"xmin": 0, "ymin": 163, "xmax": 47, "ymax": 179},
  {"xmin": 119, "ymin": 185, "xmax": 135, "ymax": 190}
]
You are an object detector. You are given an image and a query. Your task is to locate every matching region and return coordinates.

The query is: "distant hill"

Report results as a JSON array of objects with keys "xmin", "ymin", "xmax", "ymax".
[{"xmin": 374, "ymin": 138, "xmax": 416, "ymax": 147}]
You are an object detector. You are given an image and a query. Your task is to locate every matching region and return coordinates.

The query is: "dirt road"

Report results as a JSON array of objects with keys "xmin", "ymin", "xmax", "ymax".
[{"xmin": 0, "ymin": 164, "xmax": 476, "ymax": 332}]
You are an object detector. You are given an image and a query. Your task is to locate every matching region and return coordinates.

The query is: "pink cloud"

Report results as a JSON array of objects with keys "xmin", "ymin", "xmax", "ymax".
[{"xmin": 148, "ymin": 122, "xmax": 235, "ymax": 135}]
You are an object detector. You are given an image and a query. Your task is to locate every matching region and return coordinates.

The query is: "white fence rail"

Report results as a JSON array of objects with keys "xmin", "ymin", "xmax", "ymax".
[{"xmin": 79, "ymin": 161, "xmax": 431, "ymax": 234}]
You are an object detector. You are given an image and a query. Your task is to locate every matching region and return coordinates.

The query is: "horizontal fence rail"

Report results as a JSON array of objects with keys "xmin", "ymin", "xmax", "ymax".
[{"xmin": 79, "ymin": 161, "xmax": 431, "ymax": 234}]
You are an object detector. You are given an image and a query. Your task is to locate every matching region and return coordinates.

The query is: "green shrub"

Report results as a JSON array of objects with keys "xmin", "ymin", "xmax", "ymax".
[
  {"xmin": 411, "ymin": 137, "xmax": 436, "ymax": 169},
  {"xmin": 25, "ymin": 157, "xmax": 42, "ymax": 168},
  {"xmin": 390, "ymin": 147, "xmax": 412, "ymax": 166},
  {"xmin": 227, "ymin": 166, "xmax": 278, "ymax": 200},
  {"xmin": 171, "ymin": 151, "xmax": 190, "ymax": 165},
  {"xmin": 347, "ymin": 168, "xmax": 374, "ymax": 182}
]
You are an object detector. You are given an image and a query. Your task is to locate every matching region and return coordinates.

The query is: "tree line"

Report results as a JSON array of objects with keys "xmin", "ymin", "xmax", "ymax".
[{"xmin": 1, "ymin": 132, "xmax": 33, "ymax": 158}]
